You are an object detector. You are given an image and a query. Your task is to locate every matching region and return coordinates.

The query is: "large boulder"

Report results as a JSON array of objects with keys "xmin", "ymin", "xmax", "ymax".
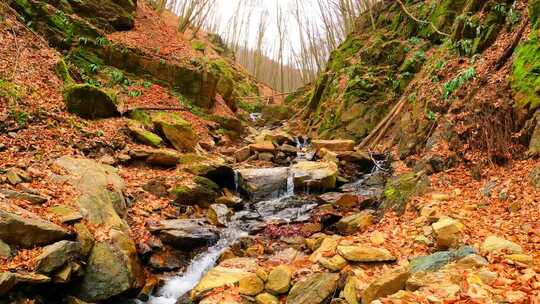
[
  {"xmin": 286, "ymin": 272, "xmax": 340, "ymax": 304},
  {"xmin": 238, "ymin": 167, "xmax": 290, "ymax": 200},
  {"xmin": 291, "ymin": 161, "xmax": 338, "ymax": 191},
  {"xmin": 0, "ymin": 204, "xmax": 69, "ymax": 248},
  {"xmin": 76, "ymin": 230, "xmax": 144, "ymax": 301},
  {"xmin": 151, "ymin": 112, "xmax": 199, "ymax": 152},
  {"xmin": 35, "ymin": 241, "xmax": 82, "ymax": 274},
  {"xmin": 148, "ymin": 219, "xmax": 219, "ymax": 249},
  {"xmin": 63, "ymin": 84, "xmax": 120, "ymax": 119},
  {"xmin": 191, "ymin": 258, "xmax": 257, "ymax": 300}
]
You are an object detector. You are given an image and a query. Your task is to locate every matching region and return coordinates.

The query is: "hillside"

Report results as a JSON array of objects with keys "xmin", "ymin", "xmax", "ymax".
[{"xmin": 0, "ymin": 0, "xmax": 539, "ymax": 304}]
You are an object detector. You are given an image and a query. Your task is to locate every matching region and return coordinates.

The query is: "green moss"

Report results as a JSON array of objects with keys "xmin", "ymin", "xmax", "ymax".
[
  {"xmin": 126, "ymin": 120, "xmax": 162, "ymax": 147},
  {"xmin": 191, "ymin": 40, "xmax": 206, "ymax": 52},
  {"xmin": 194, "ymin": 176, "xmax": 220, "ymax": 192},
  {"xmin": 530, "ymin": 0, "xmax": 540, "ymax": 29},
  {"xmin": 381, "ymin": 172, "xmax": 429, "ymax": 213},
  {"xmin": 327, "ymin": 36, "xmax": 364, "ymax": 71},
  {"xmin": 63, "ymin": 84, "xmax": 120, "ymax": 119},
  {"xmin": 54, "ymin": 59, "xmax": 73, "ymax": 83},
  {"xmin": 0, "ymin": 79, "xmax": 23, "ymax": 100},
  {"xmin": 128, "ymin": 109, "xmax": 153, "ymax": 128},
  {"xmin": 511, "ymin": 32, "xmax": 540, "ymax": 109}
]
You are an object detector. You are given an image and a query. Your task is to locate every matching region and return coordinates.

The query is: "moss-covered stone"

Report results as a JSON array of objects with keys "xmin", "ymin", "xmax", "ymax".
[
  {"xmin": 261, "ymin": 104, "xmax": 292, "ymax": 123},
  {"xmin": 381, "ymin": 172, "xmax": 429, "ymax": 213},
  {"xmin": 511, "ymin": 32, "xmax": 540, "ymax": 109},
  {"xmin": 151, "ymin": 112, "xmax": 198, "ymax": 152},
  {"xmin": 126, "ymin": 120, "xmax": 163, "ymax": 147},
  {"xmin": 55, "ymin": 59, "xmax": 74, "ymax": 84},
  {"xmin": 63, "ymin": 84, "xmax": 120, "ymax": 119}
]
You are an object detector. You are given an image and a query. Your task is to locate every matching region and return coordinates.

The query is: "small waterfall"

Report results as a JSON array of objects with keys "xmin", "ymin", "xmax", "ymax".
[
  {"xmin": 146, "ymin": 227, "xmax": 247, "ymax": 304},
  {"xmin": 285, "ymin": 169, "xmax": 294, "ymax": 197},
  {"xmin": 234, "ymin": 170, "xmax": 240, "ymax": 193}
]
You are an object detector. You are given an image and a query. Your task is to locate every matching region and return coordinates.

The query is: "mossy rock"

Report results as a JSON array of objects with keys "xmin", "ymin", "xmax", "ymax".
[
  {"xmin": 55, "ymin": 59, "xmax": 74, "ymax": 84},
  {"xmin": 261, "ymin": 104, "xmax": 292, "ymax": 123},
  {"xmin": 511, "ymin": 32, "xmax": 540, "ymax": 109},
  {"xmin": 171, "ymin": 178, "xmax": 220, "ymax": 208},
  {"xmin": 63, "ymin": 84, "xmax": 120, "ymax": 119},
  {"xmin": 151, "ymin": 112, "xmax": 199, "ymax": 152},
  {"xmin": 381, "ymin": 172, "xmax": 429, "ymax": 214},
  {"xmin": 126, "ymin": 120, "xmax": 163, "ymax": 147},
  {"xmin": 211, "ymin": 115, "xmax": 245, "ymax": 135},
  {"xmin": 532, "ymin": 0, "xmax": 540, "ymax": 29}
]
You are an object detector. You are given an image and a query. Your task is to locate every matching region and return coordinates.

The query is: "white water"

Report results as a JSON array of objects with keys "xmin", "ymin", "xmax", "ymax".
[{"xmin": 146, "ymin": 227, "xmax": 247, "ymax": 304}]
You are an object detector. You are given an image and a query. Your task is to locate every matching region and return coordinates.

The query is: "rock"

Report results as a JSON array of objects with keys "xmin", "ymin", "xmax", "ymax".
[
  {"xmin": 287, "ymin": 272, "xmax": 340, "ymax": 304},
  {"xmin": 149, "ymin": 219, "xmax": 220, "ymax": 249},
  {"xmin": 482, "ymin": 236, "xmax": 522, "ymax": 254},
  {"xmin": 432, "ymin": 218, "xmax": 463, "ymax": 249},
  {"xmin": 0, "ymin": 189, "xmax": 47, "ymax": 204},
  {"xmin": 0, "ymin": 239, "xmax": 11, "ymax": 259},
  {"xmin": 319, "ymin": 192, "xmax": 359, "ymax": 209},
  {"xmin": 73, "ymin": 223, "xmax": 95, "ymax": 256},
  {"xmin": 211, "ymin": 115, "xmax": 245, "ymax": 135},
  {"xmin": 312, "ymin": 139, "xmax": 355, "ymax": 152},
  {"xmin": 47, "ymin": 205, "xmax": 83, "ymax": 223},
  {"xmin": 148, "ymin": 250, "xmax": 187, "ymax": 271},
  {"xmin": 151, "ymin": 112, "xmax": 199, "ymax": 152},
  {"xmin": 142, "ymin": 178, "xmax": 170, "ymax": 198},
  {"xmin": 381, "ymin": 172, "xmax": 429, "ymax": 213},
  {"xmin": 53, "ymin": 157, "xmax": 128, "ymax": 230},
  {"xmin": 53, "ymin": 262, "xmax": 78, "ymax": 283},
  {"xmin": 457, "ymin": 254, "xmax": 489, "ymax": 268},
  {"xmin": 318, "ymin": 148, "xmax": 338, "ymax": 164},
  {"xmin": 35, "ymin": 241, "xmax": 82, "ymax": 274},
  {"xmin": 528, "ymin": 165, "xmax": 540, "ymax": 188},
  {"xmin": 238, "ymin": 273, "xmax": 264, "ymax": 296},
  {"xmin": 235, "ymin": 146, "xmax": 251, "ymax": 162},
  {"xmin": 261, "ymin": 104, "xmax": 292, "ymax": 123},
  {"xmin": 265, "ymin": 265, "xmax": 293, "ymax": 294},
  {"xmin": 14, "ymin": 272, "xmax": 51, "ymax": 284},
  {"xmin": 207, "ymin": 204, "xmax": 231, "ymax": 226},
  {"xmin": 127, "ymin": 120, "xmax": 163, "ymax": 147},
  {"xmin": 336, "ymin": 211, "xmax": 374, "ymax": 235},
  {"xmin": 337, "ymin": 245, "xmax": 396, "ymax": 262},
  {"xmin": 309, "ymin": 237, "xmax": 338, "ymax": 262},
  {"xmin": 361, "ymin": 267, "xmax": 410, "ymax": 304},
  {"xmin": 344, "ymin": 275, "xmax": 359, "ymax": 304},
  {"xmin": 0, "ymin": 272, "xmax": 16, "ymax": 296},
  {"xmin": 238, "ymin": 167, "xmax": 289, "ymax": 200},
  {"xmin": 319, "ymin": 254, "xmax": 348, "ymax": 271},
  {"xmin": 277, "ymin": 144, "xmax": 298, "ymax": 154},
  {"xmin": 191, "ymin": 258, "xmax": 257, "ymax": 300},
  {"xmin": 216, "ymin": 190, "xmax": 243, "ymax": 208},
  {"xmin": 64, "ymin": 84, "xmax": 120, "ymax": 119},
  {"xmin": 505, "ymin": 254, "xmax": 534, "ymax": 265},
  {"xmin": 410, "ymin": 246, "xmax": 476, "ymax": 273},
  {"xmin": 6, "ymin": 168, "xmax": 29, "ymax": 185},
  {"xmin": 76, "ymin": 230, "xmax": 144, "ymax": 302},
  {"xmin": 258, "ymin": 152, "xmax": 275, "ymax": 162},
  {"xmin": 250, "ymin": 141, "xmax": 276, "ymax": 153},
  {"xmin": 291, "ymin": 161, "xmax": 338, "ymax": 191},
  {"xmin": 172, "ymin": 177, "xmax": 220, "ymax": 208},
  {"xmin": 256, "ymin": 293, "xmax": 279, "ymax": 304},
  {"xmin": 146, "ymin": 149, "xmax": 181, "ymax": 166},
  {"xmin": 0, "ymin": 205, "xmax": 69, "ymax": 248}
]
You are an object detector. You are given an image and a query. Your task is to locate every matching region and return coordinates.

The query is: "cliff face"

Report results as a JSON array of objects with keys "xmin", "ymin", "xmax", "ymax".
[{"xmin": 289, "ymin": 0, "xmax": 540, "ymax": 163}]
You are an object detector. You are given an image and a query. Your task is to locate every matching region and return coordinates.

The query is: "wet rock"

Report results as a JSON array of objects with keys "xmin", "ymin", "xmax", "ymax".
[
  {"xmin": 312, "ymin": 139, "xmax": 355, "ymax": 152},
  {"xmin": 0, "ymin": 240, "xmax": 11, "ymax": 258},
  {"xmin": 336, "ymin": 211, "xmax": 374, "ymax": 235},
  {"xmin": 238, "ymin": 167, "xmax": 289, "ymax": 200},
  {"xmin": 362, "ymin": 267, "xmax": 410, "ymax": 304},
  {"xmin": 146, "ymin": 149, "xmax": 181, "ymax": 167},
  {"xmin": 319, "ymin": 192, "xmax": 359, "ymax": 209},
  {"xmin": 265, "ymin": 265, "xmax": 293, "ymax": 294},
  {"xmin": 126, "ymin": 120, "xmax": 163, "ymax": 147},
  {"xmin": 172, "ymin": 177, "xmax": 220, "ymax": 208},
  {"xmin": 481, "ymin": 236, "xmax": 522, "ymax": 253},
  {"xmin": 287, "ymin": 272, "xmax": 340, "ymax": 304},
  {"xmin": 410, "ymin": 246, "xmax": 476, "ymax": 273},
  {"xmin": 148, "ymin": 250, "xmax": 187, "ymax": 271},
  {"xmin": 0, "ymin": 188, "xmax": 47, "ymax": 204},
  {"xmin": 76, "ymin": 230, "xmax": 144, "ymax": 302},
  {"xmin": 235, "ymin": 146, "xmax": 251, "ymax": 162},
  {"xmin": 207, "ymin": 204, "xmax": 231, "ymax": 226},
  {"xmin": 191, "ymin": 258, "xmax": 257, "ymax": 300},
  {"xmin": 381, "ymin": 172, "xmax": 429, "ymax": 213},
  {"xmin": 47, "ymin": 205, "xmax": 83, "ymax": 223},
  {"xmin": 64, "ymin": 84, "xmax": 120, "ymax": 119},
  {"xmin": 337, "ymin": 245, "xmax": 396, "ymax": 262},
  {"xmin": 0, "ymin": 205, "xmax": 69, "ymax": 248},
  {"xmin": 0, "ymin": 272, "xmax": 16, "ymax": 296},
  {"xmin": 35, "ymin": 241, "xmax": 82, "ymax": 274},
  {"xmin": 238, "ymin": 273, "xmax": 264, "ymax": 296},
  {"xmin": 291, "ymin": 161, "xmax": 338, "ymax": 191},
  {"xmin": 432, "ymin": 218, "xmax": 463, "ymax": 249},
  {"xmin": 256, "ymin": 293, "xmax": 279, "ymax": 304},
  {"xmin": 152, "ymin": 112, "xmax": 199, "ymax": 152},
  {"xmin": 149, "ymin": 219, "xmax": 220, "ymax": 249},
  {"xmin": 250, "ymin": 141, "xmax": 276, "ymax": 153}
]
